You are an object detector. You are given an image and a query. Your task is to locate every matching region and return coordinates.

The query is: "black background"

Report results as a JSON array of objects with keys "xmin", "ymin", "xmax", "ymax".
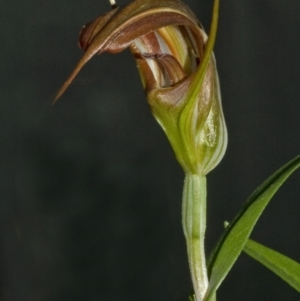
[{"xmin": 1, "ymin": 0, "xmax": 300, "ymax": 300}]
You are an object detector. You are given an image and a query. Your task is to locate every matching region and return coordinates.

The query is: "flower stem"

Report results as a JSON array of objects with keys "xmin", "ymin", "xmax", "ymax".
[{"xmin": 182, "ymin": 174, "xmax": 208, "ymax": 301}]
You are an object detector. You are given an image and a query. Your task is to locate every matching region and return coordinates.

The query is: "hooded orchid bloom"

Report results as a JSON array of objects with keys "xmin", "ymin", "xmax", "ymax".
[{"xmin": 54, "ymin": 0, "xmax": 227, "ymax": 176}]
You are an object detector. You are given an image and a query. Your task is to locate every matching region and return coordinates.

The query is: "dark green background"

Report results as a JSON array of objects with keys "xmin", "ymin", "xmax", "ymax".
[{"xmin": 1, "ymin": 0, "xmax": 300, "ymax": 300}]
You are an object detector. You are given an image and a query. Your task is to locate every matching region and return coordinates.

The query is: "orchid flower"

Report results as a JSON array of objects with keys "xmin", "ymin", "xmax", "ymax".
[
  {"xmin": 54, "ymin": 0, "xmax": 227, "ymax": 176},
  {"xmin": 54, "ymin": 1, "xmax": 227, "ymax": 300}
]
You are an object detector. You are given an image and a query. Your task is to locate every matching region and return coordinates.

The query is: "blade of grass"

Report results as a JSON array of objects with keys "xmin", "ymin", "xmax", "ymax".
[
  {"xmin": 244, "ymin": 238, "xmax": 300, "ymax": 293},
  {"xmin": 204, "ymin": 154, "xmax": 300, "ymax": 301}
]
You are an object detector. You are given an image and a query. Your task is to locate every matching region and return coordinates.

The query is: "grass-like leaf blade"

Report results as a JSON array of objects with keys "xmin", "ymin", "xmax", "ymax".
[
  {"xmin": 244, "ymin": 239, "xmax": 300, "ymax": 293},
  {"xmin": 204, "ymin": 154, "xmax": 300, "ymax": 301}
]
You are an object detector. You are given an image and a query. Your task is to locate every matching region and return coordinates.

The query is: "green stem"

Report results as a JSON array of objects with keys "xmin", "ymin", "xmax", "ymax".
[{"xmin": 182, "ymin": 174, "xmax": 208, "ymax": 301}]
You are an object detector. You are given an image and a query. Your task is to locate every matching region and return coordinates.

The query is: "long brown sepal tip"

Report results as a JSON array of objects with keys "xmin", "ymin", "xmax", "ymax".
[{"xmin": 52, "ymin": 83, "xmax": 69, "ymax": 105}]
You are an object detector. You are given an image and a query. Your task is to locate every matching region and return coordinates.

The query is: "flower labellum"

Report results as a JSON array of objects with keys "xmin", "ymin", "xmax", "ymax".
[{"xmin": 54, "ymin": 0, "xmax": 227, "ymax": 175}]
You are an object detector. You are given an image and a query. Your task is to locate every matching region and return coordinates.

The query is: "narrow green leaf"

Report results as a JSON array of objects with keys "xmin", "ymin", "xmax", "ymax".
[
  {"xmin": 204, "ymin": 154, "xmax": 300, "ymax": 301},
  {"xmin": 244, "ymin": 239, "xmax": 300, "ymax": 292}
]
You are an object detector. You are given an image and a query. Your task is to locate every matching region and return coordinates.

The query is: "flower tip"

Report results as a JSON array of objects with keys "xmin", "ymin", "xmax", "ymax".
[
  {"xmin": 52, "ymin": 53, "xmax": 94, "ymax": 104},
  {"xmin": 52, "ymin": 70, "xmax": 79, "ymax": 104},
  {"xmin": 52, "ymin": 82, "xmax": 68, "ymax": 105}
]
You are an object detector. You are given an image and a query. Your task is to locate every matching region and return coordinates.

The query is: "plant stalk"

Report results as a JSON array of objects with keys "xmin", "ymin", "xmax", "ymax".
[{"xmin": 182, "ymin": 174, "xmax": 208, "ymax": 301}]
